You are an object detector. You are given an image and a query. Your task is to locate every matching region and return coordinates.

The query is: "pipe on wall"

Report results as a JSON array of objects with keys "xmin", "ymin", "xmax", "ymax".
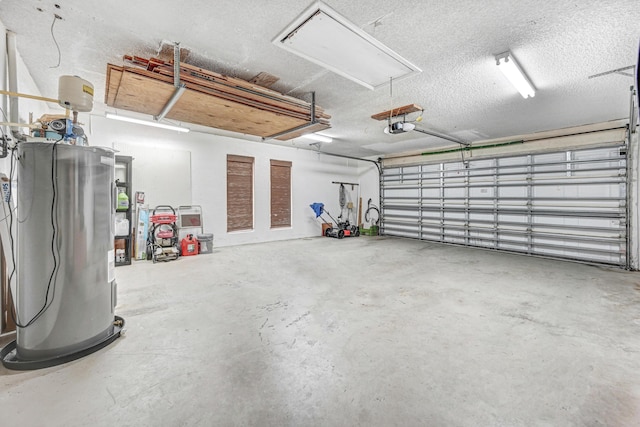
[{"xmin": 6, "ymin": 31, "xmax": 24, "ymax": 142}]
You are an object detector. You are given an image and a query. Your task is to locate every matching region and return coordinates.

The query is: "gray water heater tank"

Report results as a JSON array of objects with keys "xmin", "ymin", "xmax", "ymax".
[{"xmin": 1, "ymin": 142, "xmax": 123, "ymax": 369}]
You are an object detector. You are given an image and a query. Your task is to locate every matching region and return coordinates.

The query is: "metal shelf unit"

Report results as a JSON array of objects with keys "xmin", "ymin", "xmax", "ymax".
[{"xmin": 115, "ymin": 155, "xmax": 133, "ymax": 266}]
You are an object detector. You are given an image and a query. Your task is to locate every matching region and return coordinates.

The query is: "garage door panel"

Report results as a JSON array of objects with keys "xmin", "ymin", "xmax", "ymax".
[
  {"xmin": 499, "ymin": 187, "xmax": 528, "ymax": 198},
  {"xmin": 382, "ymin": 143, "xmax": 627, "ymax": 267},
  {"xmin": 443, "ymin": 188, "xmax": 465, "ymax": 198}
]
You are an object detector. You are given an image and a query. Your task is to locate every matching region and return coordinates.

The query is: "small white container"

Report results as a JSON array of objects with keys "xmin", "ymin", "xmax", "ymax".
[
  {"xmin": 115, "ymin": 218, "xmax": 129, "ymax": 236},
  {"xmin": 58, "ymin": 75, "xmax": 94, "ymax": 112}
]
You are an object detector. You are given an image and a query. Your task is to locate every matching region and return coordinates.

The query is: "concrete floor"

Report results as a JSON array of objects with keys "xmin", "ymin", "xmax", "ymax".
[{"xmin": 2, "ymin": 236, "xmax": 640, "ymax": 426}]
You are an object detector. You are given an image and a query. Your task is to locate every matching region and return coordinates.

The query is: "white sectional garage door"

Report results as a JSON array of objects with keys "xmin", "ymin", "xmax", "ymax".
[{"xmin": 381, "ymin": 144, "xmax": 628, "ymax": 267}]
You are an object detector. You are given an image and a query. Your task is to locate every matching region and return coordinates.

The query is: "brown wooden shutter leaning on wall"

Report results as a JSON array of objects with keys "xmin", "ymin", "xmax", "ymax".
[
  {"xmin": 270, "ymin": 160, "xmax": 292, "ymax": 228},
  {"xmin": 227, "ymin": 155, "xmax": 254, "ymax": 232}
]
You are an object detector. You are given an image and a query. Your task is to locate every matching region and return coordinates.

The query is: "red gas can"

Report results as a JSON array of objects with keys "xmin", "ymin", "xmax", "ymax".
[{"xmin": 181, "ymin": 234, "xmax": 199, "ymax": 256}]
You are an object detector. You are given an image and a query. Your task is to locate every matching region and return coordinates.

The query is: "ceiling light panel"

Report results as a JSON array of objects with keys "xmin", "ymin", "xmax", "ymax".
[
  {"xmin": 300, "ymin": 133, "xmax": 332, "ymax": 143},
  {"xmin": 495, "ymin": 51, "xmax": 535, "ymax": 99},
  {"xmin": 272, "ymin": 1, "xmax": 421, "ymax": 90},
  {"xmin": 105, "ymin": 113, "xmax": 190, "ymax": 133}
]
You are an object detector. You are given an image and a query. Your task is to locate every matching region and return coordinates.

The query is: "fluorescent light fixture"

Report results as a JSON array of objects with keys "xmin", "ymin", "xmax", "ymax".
[
  {"xmin": 105, "ymin": 113, "xmax": 189, "ymax": 133},
  {"xmin": 495, "ymin": 51, "xmax": 535, "ymax": 98},
  {"xmin": 272, "ymin": 1, "xmax": 421, "ymax": 90},
  {"xmin": 300, "ymin": 133, "xmax": 332, "ymax": 143}
]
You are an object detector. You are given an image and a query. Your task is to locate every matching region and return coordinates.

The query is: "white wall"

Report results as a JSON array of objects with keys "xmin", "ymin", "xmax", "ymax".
[
  {"xmin": 0, "ymin": 24, "xmax": 51, "ymax": 174},
  {"xmin": 87, "ymin": 115, "xmax": 380, "ymax": 247},
  {"xmin": 113, "ymin": 141, "xmax": 192, "ymax": 209}
]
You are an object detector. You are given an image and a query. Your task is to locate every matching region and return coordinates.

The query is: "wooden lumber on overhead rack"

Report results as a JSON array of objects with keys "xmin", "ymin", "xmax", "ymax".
[
  {"xmin": 105, "ymin": 63, "xmax": 123, "ymax": 106},
  {"xmin": 249, "ymin": 72, "xmax": 279, "ymax": 88},
  {"xmin": 105, "ymin": 55, "xmax": 331, "ymax": 139},
  {"xmin": 149, "ymin": 59, "xmax": 330, "ymax": 119},
  {"xmin": 125, "ymin": 57, "xmax": 325, "ymax": 110},
  {"xmin": 107, "ymin": 66, "xmax": 310, "ymax": 137},
  {"xmin": 371, "ymin": 104, "xmax": 423, "ymax": 121},
  {"xmin": 123, "ymin": 66, "xmax": 313, "ymax": 121}
]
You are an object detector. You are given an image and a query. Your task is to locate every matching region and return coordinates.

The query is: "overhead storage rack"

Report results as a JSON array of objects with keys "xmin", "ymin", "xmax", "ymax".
[{"xmin": 105, "ymin": 55, "xmax": 331, "ymax": 139}]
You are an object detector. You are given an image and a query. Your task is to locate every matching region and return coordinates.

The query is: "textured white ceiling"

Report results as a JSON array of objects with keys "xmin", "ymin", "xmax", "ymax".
[{"xmin": 0, "ymin": 0, "xmax": 638, "ymax": 157}]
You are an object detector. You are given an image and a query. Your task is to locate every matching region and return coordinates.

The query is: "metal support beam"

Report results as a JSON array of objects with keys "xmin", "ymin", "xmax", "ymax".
[
  {"xmin": 154, "ymin": 84, "xmax": 186, "ymax": 121},
  {"xmin": 464, "ymin": 163, "xmax": 470, "ymax": 245},
  {"xmin": 626, "ymin": 130, "xmax": 639, "ymax": 269},
  {"xmin": 418, "ymin": 164, "xmax": 423, "ymax": 239},
  {"xmin": 263, "ymin": 121, "xmax": 320, "ymax": 141},
  {"xmin": 439, "ymin": 163, "xmax": 445, "ymax": 241},
  {"xmin": 414, "ymin": 128, "xmax": 469, "ymax": 146},
  {"xmin": 263, "ymin": 91, "xmax": 319, "ymax": 141},
  {"xmin": 630, "ymin": 85, "xmax": 637, "ymax": 133},
  {"xmin": 588, "ymin": 65, "xmax": 635, "ymax": 79},
  {"xmin": 154, "ymin": 42, "xmax": 187, "ymax": 122},
  {"xmin": 174, "ymin": 42, "xmax": 181, "ymax": 87}
]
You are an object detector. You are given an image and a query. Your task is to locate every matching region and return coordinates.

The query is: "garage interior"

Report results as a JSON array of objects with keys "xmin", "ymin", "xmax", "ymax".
[{"xmin": 0, "ymin": 0, "xmax": 639, "ymax": 425}]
